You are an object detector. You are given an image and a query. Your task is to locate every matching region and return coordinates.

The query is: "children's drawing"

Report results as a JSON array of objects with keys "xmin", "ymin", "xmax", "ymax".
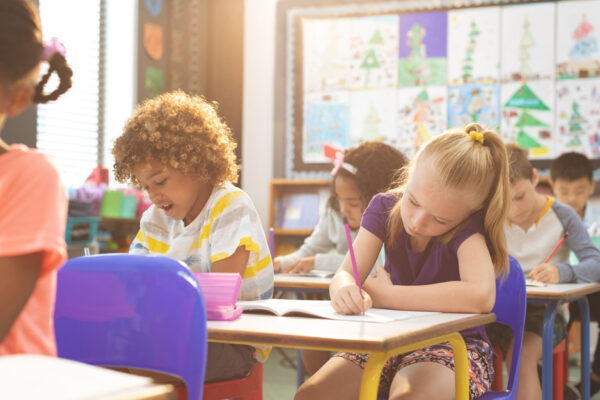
[
  {"xmin": 501, "ymin": 81, "xmax": 554, "ymax": 157},
  {"xmin": 501, "ymin": 3, "xmax": 555, "ymax": 82},
  {"xmin": 397, "ymin": 86, "xmax": 447, "ymax": 158},
  {"xmin": 350, "ymin": 16, "xmax": 398, "ymax": 89},
  {"xmin": 557, "ymin": 1, "xmax": 600, "ymax": 79},
  {"xmin": 448, "ymin": 84, "xmax": 500, "ymax": 131},
  {"xmin": 398, "ymin": 12, "xmax": 447, "ymax": 87},
  {"xmin": 349, "ymin": 89, "xmax": 397, "ymax": 146},
  {"xmin": 303, "ymin": 18, "xmax": 351, "ymax": 93},
  {"xmin": 303, "ymin": 92, "xmax": 350, "ymax": 163},
  {"xmin": 448, "ymin": 7, "xmax": 500, "ymax": 85},
  {"xmin": 556, "ymin": 79, "xmax": 600, "ymax": 157}
]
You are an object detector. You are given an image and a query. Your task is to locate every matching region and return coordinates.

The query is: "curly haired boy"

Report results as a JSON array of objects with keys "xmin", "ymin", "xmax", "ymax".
[{"xmin": 113, "ymin": 90, "xmax": 274, "ymax": 382}]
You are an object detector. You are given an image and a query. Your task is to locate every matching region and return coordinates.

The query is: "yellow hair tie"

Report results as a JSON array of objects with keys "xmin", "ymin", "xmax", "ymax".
[{"xmin": 469, "ymin": 131, "xmax": 484, "ymax": 144}]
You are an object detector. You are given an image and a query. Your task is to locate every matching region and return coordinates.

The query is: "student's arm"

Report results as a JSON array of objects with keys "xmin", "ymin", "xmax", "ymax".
[
  {"xmin": 555, "ymin": 203, "xmax": 600, "ymax": 283},
  {"xmin": 365, "ymin": 233, "xmax": 496, "ymax": 314},
  {"xmin": 330, "ymin": 227, "xmax": 379, "ymax": 314},
  {"xmin": 211, "ymin": 245, "xmax": 250, "ymax": 276},
  {"xmin": 128, "ymin": 229, "xmax": 150, "ymax": 254},
  {"xmin": 277, "ymin": 209, "xmax": 336, "ymax": 272},
  {"xmin": 0, "ymin": 252, "xmax": 42, "ymax": 342}
]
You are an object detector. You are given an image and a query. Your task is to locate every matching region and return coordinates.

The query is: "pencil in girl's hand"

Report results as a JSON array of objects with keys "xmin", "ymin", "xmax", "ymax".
[
  {"xmin": 544, "ymin": 232, "xmax": 569, "ymax": 263},
  {"xmin": 343, "ymin": 216, "xmax": 363, "ymax": 300},
  {"xmin": 269, "ymin": 227, "xmax": 275, "ymax": 259}
]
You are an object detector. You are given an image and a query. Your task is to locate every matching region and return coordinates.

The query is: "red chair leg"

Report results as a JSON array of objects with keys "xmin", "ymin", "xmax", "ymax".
[
  {"xmin": 492, "ymin": 345, "xmax": 504, "ymax": 391},
  {"xmin": 553, "ymin": 339, "xmax": 567, "ymax": 400},
  {"xmin": 203, "ymin": 362, "xmax": 263, "ymax": 400}
]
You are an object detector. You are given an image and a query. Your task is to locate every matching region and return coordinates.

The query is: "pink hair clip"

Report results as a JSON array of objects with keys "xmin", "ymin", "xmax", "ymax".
[
  {"xmin": 331, "ymin": 151, "xmax": 357, "ymax": 176},
  {"xmin": 40, "ymin": 38, "xmax": 66, "ymax": 62}
]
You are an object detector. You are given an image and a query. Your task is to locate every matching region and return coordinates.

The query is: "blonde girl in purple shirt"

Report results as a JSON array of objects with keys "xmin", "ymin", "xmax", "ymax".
[{"xmin": 295, "ymin": 123, "xmax": 511, "ymax": 400}]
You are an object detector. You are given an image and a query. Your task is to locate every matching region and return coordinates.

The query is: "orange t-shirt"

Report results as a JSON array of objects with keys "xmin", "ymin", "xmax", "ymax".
[{"xmin": 0, "ymin": 145, "xmax": 67, "ymax": 355}]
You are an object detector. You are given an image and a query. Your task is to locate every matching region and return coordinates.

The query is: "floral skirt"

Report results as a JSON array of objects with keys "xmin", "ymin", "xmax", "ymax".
[{"xmin": 334, "ymin": 338, "xmax": 493, "ymax": 399}]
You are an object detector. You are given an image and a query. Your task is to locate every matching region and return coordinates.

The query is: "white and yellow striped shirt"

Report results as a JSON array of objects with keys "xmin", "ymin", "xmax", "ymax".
[{"xmin": 130, "ymin": 182, "xmax": 274, "ymax": 361}]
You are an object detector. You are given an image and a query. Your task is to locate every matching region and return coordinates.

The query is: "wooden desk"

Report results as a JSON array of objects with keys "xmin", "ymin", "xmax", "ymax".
[
  {"xmin": 274, "ymin": 274, "xmax": 331, "ymax": 293},
  {"xmin": 0, "ymin": 354, "xmax": 174, "ymax": 400},
  {"xmin": 527, "ymin": 283, "xmax": 600, "ymax": 400},
  {"xmin": 208, "ymin": 311, "xmax": 495, "ymax": 399}
]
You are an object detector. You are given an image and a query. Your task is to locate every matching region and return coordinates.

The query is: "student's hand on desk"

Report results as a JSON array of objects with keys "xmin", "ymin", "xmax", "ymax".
[
  {"xmin": 273, "ymin": 259, "xmax": 281, "ymax": 273},
  {"xmin": 529, "ymin": 263, "xmax": 560, "ymax": 284},
  {"xmin": 331, "ymin": 282, "xmax": 372, "ymax": 315},
  {"xmin": 284, "ymin": 257, "xmax": 315, "ymax": 274},
  {"xmin": 363, "ymin": 266, "xmax": 392, "ymax": 306}
]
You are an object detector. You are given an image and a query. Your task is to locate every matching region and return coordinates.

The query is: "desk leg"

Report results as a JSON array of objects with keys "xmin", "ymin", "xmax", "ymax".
[
  {"xmin": 542, "ymin": 300, "xmax": 559, "ymax": 400},
  {"xmin": 447, "ymin": 332, "xmax": 469, "ymax": 400},
  {"xmin": 358, "ymin": 333, "xmax": 469, "ymax": 400},
  {"xmin": 360, "ymin": 352, "xmax": 387, "ymax": 400},
  {"xmin": 295, "ymin": 291, "xmax": 305, "ymax": 388},
  {"xmin": 578, "ymin": 297, "xmax": 591, "ymax": 400}
]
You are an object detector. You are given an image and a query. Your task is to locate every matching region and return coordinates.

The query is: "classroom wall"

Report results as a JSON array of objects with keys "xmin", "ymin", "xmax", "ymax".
[{"xmin": 242, "ymin": 0, "xmax": 278, "ymax": 230}]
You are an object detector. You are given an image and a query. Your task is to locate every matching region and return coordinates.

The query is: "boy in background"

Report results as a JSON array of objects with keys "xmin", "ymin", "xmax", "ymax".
[
  {"xmin": 494, "ymin": 144, "xmax": 600, "ymax": 399},
  {"xmin": 551, "ymin": 152, "xmax": 600, "ymax": 398}
]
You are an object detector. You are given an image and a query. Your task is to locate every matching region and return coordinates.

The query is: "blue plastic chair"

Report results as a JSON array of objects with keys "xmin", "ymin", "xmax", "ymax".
[
  {"xmin": 481, "ymin": 256, "xmax": 526, "ymax": 399},
  {"xmin": 54, "ymin": 254, "xmax": 207, "ymax": 400}
]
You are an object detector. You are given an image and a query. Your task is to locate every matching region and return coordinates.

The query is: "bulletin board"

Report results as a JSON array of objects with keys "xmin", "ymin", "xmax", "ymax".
[
  {"xmin": 274, "ymin": 0, "xmax": 600, "ymax": 179},
  {"xmin": 137, "ymin": 0, "xmax": 169, "ymax": 102}
]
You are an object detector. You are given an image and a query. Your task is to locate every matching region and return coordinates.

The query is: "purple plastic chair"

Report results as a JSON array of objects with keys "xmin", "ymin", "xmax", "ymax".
[
  {"xmin": 54, "ymin": 254, "xmax": 207, "ymax": 400},
  {"xmin": 481, "ymin": 256, "xmax": 526, "ymax": 400}
]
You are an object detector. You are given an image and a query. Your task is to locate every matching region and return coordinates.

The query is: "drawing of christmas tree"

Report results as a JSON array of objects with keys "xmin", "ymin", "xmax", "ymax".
[
  {"xmin": 567, "ymin": 101, "xmax": 586, "ymax": 146},
  {"xmin": 406, "ymin": 24, "xmax": 427, "ymax": 84},
  {"xmin": 320, "ymin": 40, "xmax": 342, "ymax": 89},
  {"xmin": 370, "ymin": 29, "xmax": 384, "ymax": 45},
  {"xmin": 462, "ymin": 20, "xmax": 480, "ymax": 83},
  {"xmin": 413, "ymin": 89, "xmax": 430, "ymax": 124},
  {"xmin": 504, "ymin": 84, "xmax": 550, "ymax": 150},
  {"xmin": 519, "ymin": 17, "xmax": 534, "ymax": 77},
  {"xmin": 569, "ymin": 14, "xmax": 598, "ymax": 60},
  {"xmin": 360, "ymin": 30, "xmax": 383, "ymax": 87},
  {"xmin": 361, "ymin": 105, "xmax": 381, "ymax": 141}
]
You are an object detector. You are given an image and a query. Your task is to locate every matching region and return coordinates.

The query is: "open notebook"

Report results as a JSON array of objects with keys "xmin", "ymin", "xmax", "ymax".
[{"xmin": 236, "ymin": 299, "xmax": 438, "ymax": 323}]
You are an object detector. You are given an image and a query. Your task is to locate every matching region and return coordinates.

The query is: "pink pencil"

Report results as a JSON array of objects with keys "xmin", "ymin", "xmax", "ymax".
[{"xmin": 343, "ymin": 217, "xmax": 363, "ymax": 298}]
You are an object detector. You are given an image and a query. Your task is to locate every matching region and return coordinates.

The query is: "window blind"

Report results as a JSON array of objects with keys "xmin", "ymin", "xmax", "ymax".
[{"xmin": 37, "ymin": 0, "xmax": 102, "ymax": 188}]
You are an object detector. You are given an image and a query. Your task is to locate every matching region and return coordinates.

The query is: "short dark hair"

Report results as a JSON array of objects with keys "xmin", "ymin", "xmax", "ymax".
[
  {"xmin": 505, "ymin": 143, "xmax": 533, "ymax": 184},
  {"xmin": 550, "ymin": 152, "xmax": 593, "ymax": 182}
]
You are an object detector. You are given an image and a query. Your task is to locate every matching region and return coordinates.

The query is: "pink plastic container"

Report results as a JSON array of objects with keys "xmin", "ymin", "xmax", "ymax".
[{"xmin": 193, "ymin": 272, "xmax": 243, "ymax": 321}]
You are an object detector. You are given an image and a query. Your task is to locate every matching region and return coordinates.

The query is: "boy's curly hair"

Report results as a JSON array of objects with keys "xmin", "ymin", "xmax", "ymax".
[
  {"xmin": 329, "ymin": 141, "xmax": 408, "ymax": 211},
  {"xmin": 113, "ymin": 90, "xmax": 239, "ymax": 186}
]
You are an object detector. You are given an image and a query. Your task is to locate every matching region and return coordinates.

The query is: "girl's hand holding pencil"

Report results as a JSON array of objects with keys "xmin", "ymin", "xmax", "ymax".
[
  {"xmin": 332, "ymin": 216, "xmax": 372, "ymax": 315},
  {"xmin": 330, "ymin": 280, "xmax": 372, "ymax": 315}
]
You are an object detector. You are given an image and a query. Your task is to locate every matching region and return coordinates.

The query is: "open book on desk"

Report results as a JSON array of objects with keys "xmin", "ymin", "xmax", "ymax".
[{"xmin": 236, "ymin": 299, "xmax": 438, "ymax": 323}]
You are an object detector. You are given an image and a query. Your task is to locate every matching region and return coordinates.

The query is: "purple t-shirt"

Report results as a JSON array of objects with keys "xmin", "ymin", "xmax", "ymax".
[{"xmin": 362, "ymin": 192, "xmax": 490, "ymax": 342}]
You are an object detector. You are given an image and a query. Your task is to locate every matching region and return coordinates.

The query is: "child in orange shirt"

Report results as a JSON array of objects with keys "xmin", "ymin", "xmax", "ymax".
[{"xmin": 0, "ymin": 0, "xmax": 73, "ymax": 355}]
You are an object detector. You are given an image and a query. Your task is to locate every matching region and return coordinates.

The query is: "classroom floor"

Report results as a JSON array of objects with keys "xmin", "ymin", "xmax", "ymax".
[{"xmin": 262, "ymin": 346, "xmax": 600, "ymax": 399}]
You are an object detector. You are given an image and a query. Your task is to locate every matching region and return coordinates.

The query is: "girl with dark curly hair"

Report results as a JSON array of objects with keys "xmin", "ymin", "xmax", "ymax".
[
  {"xmin": 274, "ymin": 141, "xmax": 407, "ymax": 375},
  {"xmin": 274, "ymin": 141, "xmax": 408, "ymax": 275}
]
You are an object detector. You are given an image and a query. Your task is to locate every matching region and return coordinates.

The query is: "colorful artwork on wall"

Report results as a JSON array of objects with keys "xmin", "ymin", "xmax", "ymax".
[
  {"xmin": 349, "ymin": 16, "xmax": 399, "ymax": 90},
  {"xmin": 288, "ymin": 1, "xmax": 600, "ymax": 177},
  {"xmin": 398, "ymin": 12, "xmax": 447, "ymax": 87}
]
